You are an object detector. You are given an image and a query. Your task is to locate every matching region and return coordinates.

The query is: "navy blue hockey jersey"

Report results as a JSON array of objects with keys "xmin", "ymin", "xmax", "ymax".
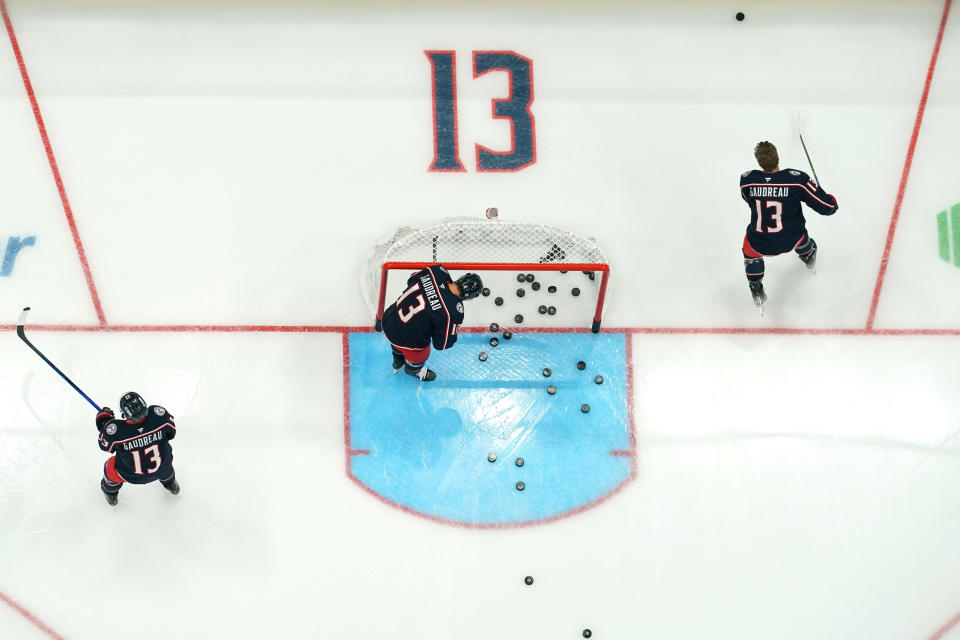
[
  {"xmin": 97, "ymin": 405, "xmax": 176, "ymax": 484},
  {"xmin": 381, "ymin": 265, "xmax": 464, "ymax": 350},
  {"xmin": 740, "ymin": 168, "xmax": 838, "ymax": 255}
]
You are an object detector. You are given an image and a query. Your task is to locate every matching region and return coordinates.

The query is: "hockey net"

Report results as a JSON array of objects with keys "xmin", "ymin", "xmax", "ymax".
[{"xmin": 361, "ymin": 217, "xmax": 610, "ymax": 332}]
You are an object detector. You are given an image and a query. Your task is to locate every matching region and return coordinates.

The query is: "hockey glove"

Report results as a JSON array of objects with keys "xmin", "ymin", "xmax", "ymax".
[{"xmin": 96, "ymin": 407, "xmax": 115, "ymax": 430}]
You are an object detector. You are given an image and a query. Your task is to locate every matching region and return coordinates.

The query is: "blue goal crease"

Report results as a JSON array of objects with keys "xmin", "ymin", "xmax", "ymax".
[{"xmin": 347, "ymin": 331, "xmax": 632, "ymax": 526}]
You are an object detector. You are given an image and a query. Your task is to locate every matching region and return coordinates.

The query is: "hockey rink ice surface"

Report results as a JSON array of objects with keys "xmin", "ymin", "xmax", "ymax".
[{"xmin": 1, "ymin": 0, "xmax": 960, "ymax": 638}]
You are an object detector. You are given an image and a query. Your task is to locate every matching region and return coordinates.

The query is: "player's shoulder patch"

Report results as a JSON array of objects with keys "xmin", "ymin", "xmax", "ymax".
[
  {"xmin": 153, "ymin": 406, "xmax": 166, "ymax": 416},
  {"xmin": 741, "ymin": 171, "xmax": 751, "ymax": 178},
  {"xmin": 105, "ymin": 423, "xmax": 117, "ymax": 435},
  {"xmin": 789, "ymin": 170, "xmax": 801, "ymax": 176},
  {"xmin": 456, "ymin": 302, "xmax": 464, "ymax": 313}
]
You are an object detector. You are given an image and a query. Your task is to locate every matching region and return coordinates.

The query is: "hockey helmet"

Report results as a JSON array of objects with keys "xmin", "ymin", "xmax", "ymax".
[
  {"xmin": 119, "ymin": 392, "xmax": 148, "ymax": 421},
  {"xmin": 454, "ymin": 273, "xmax": 484, "ymax": 300}
]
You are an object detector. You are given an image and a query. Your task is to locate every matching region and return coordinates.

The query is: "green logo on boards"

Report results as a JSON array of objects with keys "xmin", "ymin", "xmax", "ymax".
[{"xmin": 937, "ymin": 204, "xmax": 960, "ymax": 268}]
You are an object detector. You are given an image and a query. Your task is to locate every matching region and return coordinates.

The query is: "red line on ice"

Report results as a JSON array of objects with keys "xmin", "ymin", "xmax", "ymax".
[
  {"xmin": 4, "ymin": 324, "xmax": 960, "ymax": 336},
  {"xmin": 0, "ymin": 0, "xmax": 106, "ymax": 325},
  {"xmin": 866, "ymin": 0, "xmax": 953, "ymax": 331},
  {"xmin": 929, "ymin": 609, "xmax": 960, "ymax": 640},
  {"xmin": 0, "ymin": 591, "xmax": 65, "ymax": 640}
]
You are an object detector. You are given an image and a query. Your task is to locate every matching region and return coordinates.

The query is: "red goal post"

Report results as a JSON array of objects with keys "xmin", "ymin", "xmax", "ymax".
[{"xmin": 363, "ymin": 218, "xmax": 611, "ymax": 333}]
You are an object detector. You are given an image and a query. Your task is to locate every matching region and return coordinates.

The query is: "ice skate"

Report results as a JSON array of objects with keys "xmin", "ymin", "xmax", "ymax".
[
  {"xmin": 749, "ymin": 280, "xmax": 767, "ymax": 309},
  {"xmin": 392, "ymin": 351, "xmax": 405, "ymax": 374},
  {"xmin": 406, "ymin": 366, "xmax": 437, "ymax": 382},
  {"xmin": 162, "ymin": 478, "xmax": 180, "ymax": 495},
  {"xmin": 800, "ymin": 239, "xmax": 818, "ymax": 273},
  {"xmin": 101, "ymin": 486, "xmax": 118, "ymax": 506}
]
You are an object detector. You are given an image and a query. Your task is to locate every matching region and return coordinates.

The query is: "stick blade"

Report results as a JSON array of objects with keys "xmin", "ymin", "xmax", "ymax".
[{"xmin": 16, "ymin": 307, "xmax": 31, "ymax": 336}]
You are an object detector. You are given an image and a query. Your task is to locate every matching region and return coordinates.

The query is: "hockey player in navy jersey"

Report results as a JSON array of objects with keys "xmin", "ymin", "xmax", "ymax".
[
  {"xmin": 740, "ymin": 141, "xmax": 839, "ymax": 306},
  {"xmin": 381, "ymin": 264, "xmax": 483, "ymax": 381},
  {"xmin": 96, "ymin": 392, "xmax": 179, "ymax": 506}
]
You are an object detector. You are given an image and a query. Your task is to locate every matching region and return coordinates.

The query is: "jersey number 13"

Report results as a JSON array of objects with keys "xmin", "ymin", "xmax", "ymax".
[
  {"xmin": 754, "ymin": 200, "xmax": 783, "ymax": 233},
  {"xmin": 131, "ymin": 444, "xmax": 162, "ymax": 475},
  {"xmin": 396, "ymin": 283, "xmax": 427, "ymax": 323}
]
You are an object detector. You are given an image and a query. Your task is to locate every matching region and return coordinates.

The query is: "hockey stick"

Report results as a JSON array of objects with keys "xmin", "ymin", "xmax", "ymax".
[
  {"xmin": 16, "ymin": 307, "xmax": 101, "ymax": 411},
  {"xmin": 797, "ymin": 110, "xmax": 821, "ymax": 184}
]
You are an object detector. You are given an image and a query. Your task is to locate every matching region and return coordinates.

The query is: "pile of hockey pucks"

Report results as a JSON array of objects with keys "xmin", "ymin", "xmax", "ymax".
[
  {"xmin": 480, "ymin": 270, "xmax": 598, "ymax": 317},
  {"xmin": 486, "ymin": 447, "xmax": 528, "ymax": 491},
  {"xmin": 482, "ymin": 324, "xmax": 527, "ymax": 491},
  {"xmin": 477, "ymin": 323, "xmax": 609, "ymax": 497},
  {"xmin": 477, "ymin": 323, "xmax": 509, "ymax": 361},
  {"xmin": 540, "ymin": 358, "xmax": 604, "ymax": 413},
  {"xmin": 477, "ymin": 323, "xmax": 605, "ymax": 408}
]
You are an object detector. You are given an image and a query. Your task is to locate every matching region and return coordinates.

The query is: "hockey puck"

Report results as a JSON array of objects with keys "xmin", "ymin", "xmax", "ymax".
[
  {"xmin": 594, "ymin": 375, "xmax": 604, "ymax": 384},
  {"xmin": 495, "ymin": 297, "xmax": 504, "ymax": 306},
  {"xmin": 538, "ymin": 305, "xmax": 547, "ymax": 315},
  {"xmin": 490, "ymin": 337, "xmax": 499, "ymax": 347},
  {"xmin": 586, "ymin": 271, "xmax": 596, "ymax": 281},
  {"xmin": 531, "ymin": 281, "xmax": 541, "ymax": 291},
  {"xmin": 479, "ymin": 352, "xmax": 488, "ymax": 361},
  {"xmin": 548, "ymin": 285, "xmax": 557, "ymax": 293},
  {"xmin": 583, "ymin": 630, "xmax": 592, "ymax": 639},
  {"xmin": 547, "ymin": 306, "xmax": 556, "ymax": 315},
  {"xmin": 577, "ymin": 361, "xmax": 586, "ymax": 370},
  {"xmin": 547, "ymin": 385, "xmax": 557, "ymax": 395},
  {"xmin": 516, "ymin": 481, "xmax": 525, "ymax": 491},
  {"xmin": 515, "ymin": 457, "xmax": 524, "ymax": 467},
  {"xmin": 542, "ymin": 367, "xmax": 552, "ymax": 377},
  {"xmin": 560, "ymin": 270, "xmax": 567, "ymax": 274},
  {"xmin": 736, "ymin": 11, "xmax": 745, "ymax": 21},
  {"xmin": 481, "ymin": 287, "xmax": 490, "ymax": 297},
  {"xmin": 524, "ymin": 576, "xmax": 534, "ymax": 585},
  {"xmin": 514, "ymin": 314, "xmax": 524, "ymax": 323},
  {"xmin": 572, "ymin": 287, "xmax": 581, "ymax": 297},
  {"xmin": 581, "ymin": 404, "xmax": 590, "ymax": 413},
  {"xmin": 516, "ymin": 288, "xmax": 525, "ymax": 297},
  {"xmin": 517, "ymin": 273, "xmax": 526, "ymax": 283},
  {"xmin": 503, "ymin": 330, "xmax": 513, "ymax": 339},
  {"xmin": 525, "ymin": 274, "xmax": 535, "ymax": 283},
  {"xmin": 490, "ymin": 322, "xmax": 499, "ymax": 332},
  {"xmin": 487, "ymin": 453, "xmax": 497, "ymax": 462}
]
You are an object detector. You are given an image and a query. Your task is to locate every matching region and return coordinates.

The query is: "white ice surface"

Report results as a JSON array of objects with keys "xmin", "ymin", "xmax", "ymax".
[{"xmin": 1, "ymin": 1, "xmax": 959, "ymax": 639}]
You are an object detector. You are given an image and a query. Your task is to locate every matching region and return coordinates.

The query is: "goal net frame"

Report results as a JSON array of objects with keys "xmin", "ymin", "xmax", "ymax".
[{"xmin": 364, "ymin": 218, "xmax": 611, "ymax": 333}]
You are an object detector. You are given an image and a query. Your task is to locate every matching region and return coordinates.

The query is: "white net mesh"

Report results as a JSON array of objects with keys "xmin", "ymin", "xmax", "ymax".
[
  {"xmin": 361, "ymin": 218, "xmax": 609, "ymax": 328},
  {"xmin": 372, "ymin": 217, "xmax": 607, "ymax": 265}
]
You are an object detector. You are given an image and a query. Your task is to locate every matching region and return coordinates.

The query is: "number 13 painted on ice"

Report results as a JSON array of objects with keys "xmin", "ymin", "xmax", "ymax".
[{"xmin": 426, "ymin": 50, "xmax": 536, "ymax": 172}]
